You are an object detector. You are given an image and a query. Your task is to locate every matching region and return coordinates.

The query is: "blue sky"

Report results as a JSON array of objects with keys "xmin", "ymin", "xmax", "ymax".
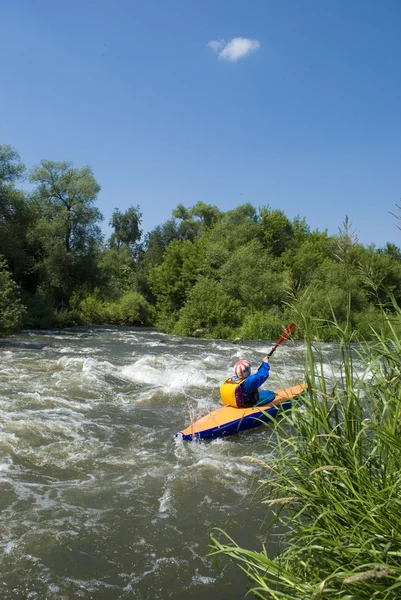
[{"xmin": 1, "ymin": 0, "xmax": 400, "ymax": 247}]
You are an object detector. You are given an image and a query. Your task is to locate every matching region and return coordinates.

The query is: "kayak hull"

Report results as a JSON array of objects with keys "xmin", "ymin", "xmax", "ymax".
[{"xmin": 177, "ymin": 384, "xmax": 304, "ymax": 441}]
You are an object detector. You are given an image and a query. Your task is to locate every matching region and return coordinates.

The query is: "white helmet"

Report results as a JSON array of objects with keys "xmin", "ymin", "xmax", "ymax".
[{"xmin": 233, "ymin": 360, "xmax": 251, "ymax": 379}]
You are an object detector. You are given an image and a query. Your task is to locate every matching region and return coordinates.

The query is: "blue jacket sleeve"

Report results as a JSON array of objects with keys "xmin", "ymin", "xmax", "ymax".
[{"xmin": 241, "ymin": 361, "xmax": 270, "ymax": 394}]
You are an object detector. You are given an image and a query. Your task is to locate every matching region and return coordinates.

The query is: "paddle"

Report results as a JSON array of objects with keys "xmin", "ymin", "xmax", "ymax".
[{"xmin": 267, "ymin": 322, "xmax": 296, "ymax": 357}]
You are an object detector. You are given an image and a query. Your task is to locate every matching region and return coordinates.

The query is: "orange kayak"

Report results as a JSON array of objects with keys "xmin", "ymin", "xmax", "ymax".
[{"xmin": 177, "ymin": 384, "xmax": 305, "ymax": 441}]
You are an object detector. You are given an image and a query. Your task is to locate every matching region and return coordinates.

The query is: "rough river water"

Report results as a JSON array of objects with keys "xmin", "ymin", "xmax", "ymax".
[{"xmin": 0, "ymin": 326, "xmax": 314, "ymax": 599}]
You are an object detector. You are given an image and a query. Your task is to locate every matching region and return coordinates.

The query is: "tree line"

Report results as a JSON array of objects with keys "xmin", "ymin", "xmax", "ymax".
[{"xmin": 1, "ymin": 143, "xmax": 400, "ymax": 340}]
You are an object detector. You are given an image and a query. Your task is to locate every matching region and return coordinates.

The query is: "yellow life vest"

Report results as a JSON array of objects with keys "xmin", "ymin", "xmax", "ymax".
[{"xmin": 220, "ymin": 377, "xmax": 246, "ymax": 408}]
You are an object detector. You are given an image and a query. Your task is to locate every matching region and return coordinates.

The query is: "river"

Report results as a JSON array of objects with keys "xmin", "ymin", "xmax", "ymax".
[{"xmin": 0, "ymin": 326, "xmax": 315, "ymax": 599}]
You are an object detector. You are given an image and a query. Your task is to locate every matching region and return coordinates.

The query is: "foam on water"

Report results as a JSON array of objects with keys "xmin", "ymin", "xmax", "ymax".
[{"xmin": 120, "ymin": 353, "xmax": 222, "ymax": 390}]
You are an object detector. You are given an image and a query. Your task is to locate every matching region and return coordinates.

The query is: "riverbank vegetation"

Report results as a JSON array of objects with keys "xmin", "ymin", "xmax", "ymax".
[
  {"xmin": 210, "ymin": 308, "xmax": 401, "ymax": 599},
  {"xmin": 1, "ymin": 143, "xmax": 401, "ymax": 341}
]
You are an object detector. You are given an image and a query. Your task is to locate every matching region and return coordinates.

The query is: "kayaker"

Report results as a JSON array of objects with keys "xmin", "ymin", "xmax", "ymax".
[{"xmin": 220, "ymin": 357, "xmax": 276, "ymax": 408}]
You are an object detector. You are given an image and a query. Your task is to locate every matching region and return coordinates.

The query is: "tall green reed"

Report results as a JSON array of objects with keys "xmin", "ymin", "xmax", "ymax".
[{"xmin": 210, "ymin": 306, "xmax": 401, "ymax": 599}]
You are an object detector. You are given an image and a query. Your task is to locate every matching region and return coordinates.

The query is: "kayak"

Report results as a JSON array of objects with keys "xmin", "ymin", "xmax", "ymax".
[{"xmin": 176, "ymin": 384, "xmax": 305, "ymax": 441}]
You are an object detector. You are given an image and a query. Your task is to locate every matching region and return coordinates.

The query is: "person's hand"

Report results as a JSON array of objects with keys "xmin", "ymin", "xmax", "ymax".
[{"xmin": 263, "ymin": 356, "xmax": 269, "ymax": 363}]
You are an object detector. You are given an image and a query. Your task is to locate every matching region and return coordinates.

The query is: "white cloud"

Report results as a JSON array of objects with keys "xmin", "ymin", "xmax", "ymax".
[{"xmin": 207, "ymin": 37, "xmax": 260, "ymax": 62}]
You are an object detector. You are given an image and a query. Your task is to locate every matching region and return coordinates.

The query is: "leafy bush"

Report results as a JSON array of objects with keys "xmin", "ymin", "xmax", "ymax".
[
  {"xmin": 22, "ymin": 289, "xmax": 55, "ymax": 329},
  {"xmin": 206, "ymin": 324, "xmax": 237, "ymax": 339},
  {"xmin": 217, "ymin": 240, "xmax": 288, "ymax": 311},
  {"xmin": 100, "ymin": 301, "xmax": 120, "ymax": 324},
  {"xmin": 154, "ymin": 310, "xmax": 180, "ymax": 333},
  {"xmin": 147, "ymin": 238, "xmax": 200, "ymax": 313},
  {"xmin": 173, "ymin": 277, "xmax": 243, "ymax": 337},
  {"xmin": 0, "ymin": 256, "xmax": 25, "ymax": 335},
  {"xmin": 118, "ymin": 291, "xmax": 155, "ymax": 325},
  {"xmin": 78, "ymin": 293, "xmax": 105, "ymax": 324},
  {"xmin": 353, "ymin": 304, "xmax": 399, "ymax": 340},
  {"xmin": 78, "ymin": 291, "xmax": 155, "ymax": 326},
  {"xmin": 53, "ymin": 308, "xmax": 82, "ymax": 328},
  {"xmin": 238, "ymin": 310, "xmax": 285, "ymax": 340},
  {"xmin": 97, "ymin": 246, "xmax": 139, "ymax": 299}
]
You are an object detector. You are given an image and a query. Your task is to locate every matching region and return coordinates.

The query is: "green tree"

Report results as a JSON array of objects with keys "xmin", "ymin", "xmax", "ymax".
[
  {"xmin": 98, "ymin": 245, "xmax": 138, "ymax": 299},
  {"xmin": 147, "ymin": 238, "xmax": 200, "ymax": 314},
  {"xmin": 0, "ymin": 145, "xmax": 37, "ymax": 291},
  {"xmin": 356, "ymin": 244, "xmax": 401, "ymax": 305},
  {"xmin": 109, "ymin": 205, "xmax": 142, "ymax": 252},
  {"xmin": 0, "ymin": 145, "xmax": 25, "ymax": 185},
  {"xmin": 172, "ymin": 201, "xmax": 222, "ymax": 240},
  {"xmin": 218, "ymin": 240, "xmax": 288, "ymax": 310},
  {"xmin": 135, "ymin": 219, "xmax": 182, "ymax": 301},
  {"xmin": 137, "ymin": 203, "xmax": 221, "ymax": 300},
  {"xmin": 283, "ymin": 231, "xmax": 332, "ymax": 290},
  {"xmin": 260, "ymin": 206, "xmax": 295, "ymax": 256},
  {"xmin": 379, "ymin": 242, "xmax": 401, "ymax": 262},
  {"xmin": 196, "ymin": 238, "xmax": 231, "ymax": 279},
  {"xmin": 290, "ymin": 259, "xmax": 369, "ymax": 328},
  {"xmin": 206, "ymin": 204, "xmax": 263, "ymax": 252},
  {"xmin": 30, "ymin": 160, "xmax": 102, "ymax": 254},
  {"xmin": 142, "ymin": 219, "xmax": 181, "ymax": 265},
  {"xmin": 29, "ymin": 160, "xmax": 103, "ymax": 307}
]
